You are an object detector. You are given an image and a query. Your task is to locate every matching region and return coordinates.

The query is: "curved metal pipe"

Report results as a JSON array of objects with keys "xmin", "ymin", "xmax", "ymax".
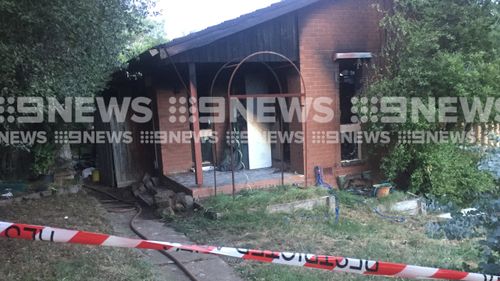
[
  {"xmin": 226, "ymin": 51, "xmax": 309, "ymax": 192},
  {"xmin": 210, "ymin": 58, "xmax": 288, "ymax": 197},
  {"xmin": 209, "ymin": 59, "xmax": 241, "ymax": 196}
]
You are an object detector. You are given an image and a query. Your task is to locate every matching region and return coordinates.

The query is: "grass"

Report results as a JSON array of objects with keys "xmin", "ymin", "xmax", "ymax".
[
  {"xmin": 0, "ymin": 193, "xmax": 156, "ymax": 281},
  {"xmin": 204, "ymin": 185, "xmax": 329, "ymax": 211},
  {"xmin": 170, "ymin": 186, "xmax": 481, "ymax": 281}
]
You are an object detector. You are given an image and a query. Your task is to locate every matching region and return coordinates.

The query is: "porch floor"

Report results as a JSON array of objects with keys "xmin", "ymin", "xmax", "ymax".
[{"xmin": 168, "ymin": 168, "xmax": 305, "ymax": 198}]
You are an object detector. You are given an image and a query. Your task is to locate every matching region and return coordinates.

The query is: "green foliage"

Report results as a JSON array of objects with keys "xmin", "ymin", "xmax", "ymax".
[
  {"xmin": 125, "ymin": 14, "xmax": 168, "ymax": 60},
  {"xmin": 0, "ymin": 0, "xmax": 154, "ymax": 103},
  {"xmin": 382, "ymin": 143, "xmax": 495, "ymax": 205},
  {"xmin": 32, "ymin": 143, "xmax": 56, "ymax": 175},
  {"xmin": 366, "ymin": 0, "xmax": 500, "ymax": 204},
  {"xmin": 425, "ymin": 196, "xmax": 500, "ymax": 274},
  {"xmin": 478, "ymin": 198, "xmax": 500, "ymax": 274},
  {"xmin": 203, "ymin": 185, "xmax": 328, "ymax": 212},
  {"xmin": 0, "ymin": 0, "xmax": 162, "ymax": 176},
  {"xmin": 375, "ymin": 0, "xmax": 500, "ymax": 100}
]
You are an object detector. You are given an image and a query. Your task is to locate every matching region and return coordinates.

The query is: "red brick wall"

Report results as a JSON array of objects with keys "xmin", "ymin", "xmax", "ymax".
[
  {"xmin": 298, "ymin": 0, "xmax": 383, "ymax": 185},
  {"xmin": 156, "ymin": 89, "xmax": 193, "ymax": 174}
]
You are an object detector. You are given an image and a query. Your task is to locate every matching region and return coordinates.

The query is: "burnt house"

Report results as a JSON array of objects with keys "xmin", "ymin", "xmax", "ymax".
[{"xmin": 97, "ymin": 0, "xmax": 387, "ymax": 198}]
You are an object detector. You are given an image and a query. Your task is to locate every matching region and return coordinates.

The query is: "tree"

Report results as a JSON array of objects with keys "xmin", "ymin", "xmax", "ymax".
[
  {"xmin": 366, "ymin": 0, "xmax": 500, "ymax": 205},
  {"xmin": 126, "ymin": 9, "xmax": 168, "ymax": 59},
  {"xmin": 0, "ymin": 0, "xmax": 154, "ymax": 101},
  {"xmin": 0, "ymin": 0, "xmax": 157, "ymax": 178}
]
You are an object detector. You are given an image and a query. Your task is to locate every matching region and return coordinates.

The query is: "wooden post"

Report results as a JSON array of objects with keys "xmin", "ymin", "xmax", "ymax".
[
  {"xmin": 497, "ymin": 123, "xmax": 500, "ymax": 147},
  {"xmin": 189, "ymin": 63, "xmax": 203, "ymax": 186}
]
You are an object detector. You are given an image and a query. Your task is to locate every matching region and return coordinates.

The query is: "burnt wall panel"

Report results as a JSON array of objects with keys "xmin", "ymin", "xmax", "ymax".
[{"xmin": 170, "ymin": 14, "xmax": 299, "ymax": 63}]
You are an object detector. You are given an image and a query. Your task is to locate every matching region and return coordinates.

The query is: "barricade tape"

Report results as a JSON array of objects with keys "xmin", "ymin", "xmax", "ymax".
[{"xmin": 0, "ymin": 221, "xmax": 498, "ymax": 281}]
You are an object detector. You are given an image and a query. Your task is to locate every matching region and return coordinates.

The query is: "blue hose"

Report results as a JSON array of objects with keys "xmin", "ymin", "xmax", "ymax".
[{"xmin": 314, "ymin": 166, "xmax": 339, "ymax": 224}]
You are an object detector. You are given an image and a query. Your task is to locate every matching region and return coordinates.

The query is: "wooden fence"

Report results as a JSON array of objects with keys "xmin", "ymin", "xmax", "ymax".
[{"xmin": 473, "ymin": 123, "xmax": 500, "ymax": 147}]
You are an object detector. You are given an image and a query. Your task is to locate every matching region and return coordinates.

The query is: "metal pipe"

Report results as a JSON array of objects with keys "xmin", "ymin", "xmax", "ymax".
[
  {"xmin": 209, "ymin": 59, "xmax": 241, "ymax": 196},
  {"xmin": 212, "ymin": 144, "xmax": 217, "ymax": 196},
  {"xmin": 227, "ymin": 51, "xmax": 308, "ymax": 189},
  {"xmin": 227, "ymin": 98, "xmax": 235, "ymax": 199},
  {"xmin": 279, "ymin": 103, "xmax": 285, "ymax": 186},
  {"xmin": 261, "ymin": 62, "xmax": 283, "ymax": 94}
]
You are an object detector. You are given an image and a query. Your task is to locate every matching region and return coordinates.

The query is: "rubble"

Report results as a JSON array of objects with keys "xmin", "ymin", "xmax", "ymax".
[
  {"xmin": 0, "ymin": 184, "xmax": 82, "ymax": 206},
  {"xmin": 132, "ymin": 174, "xmax": 196, "ymax": 217}
]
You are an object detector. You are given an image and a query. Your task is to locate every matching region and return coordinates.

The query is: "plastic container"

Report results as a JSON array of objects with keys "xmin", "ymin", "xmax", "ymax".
[{"xmin": 91, "ymin": 169, "xmax": 100, "ymax": 183}]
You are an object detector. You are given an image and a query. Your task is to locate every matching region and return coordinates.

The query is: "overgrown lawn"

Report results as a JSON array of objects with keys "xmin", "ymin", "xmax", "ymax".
[{"xmin": 171, "ymin": 186, "xmax": 481, "ymax": 281}]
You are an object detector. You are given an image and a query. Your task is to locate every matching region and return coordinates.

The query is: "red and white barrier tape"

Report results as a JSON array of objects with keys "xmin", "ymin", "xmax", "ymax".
[{"xmin": 0, "ymin": 221, "xmax": 498, "ymax": 281}]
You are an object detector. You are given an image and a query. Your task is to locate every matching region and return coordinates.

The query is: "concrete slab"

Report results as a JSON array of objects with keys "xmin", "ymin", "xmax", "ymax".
[
  {"xmin": 106, "ymin": 210, "xmax": 190, "ymax": 281},
  {"xmin": 378, "ymin": 198, "xmax": 426, "ymax": 216},
  {"xmin": 266, "ymin": 195, "xmax": 335, "ymax": 214},
  {"xmin": 169, "ymin": 168, "xmax": 305, "ymax": 198},
  {"xmin": 106, "ymin": 209, "xmax": 243, "ymax": 281}
]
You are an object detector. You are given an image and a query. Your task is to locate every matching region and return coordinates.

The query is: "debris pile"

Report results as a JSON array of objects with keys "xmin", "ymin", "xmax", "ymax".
[
  {"xmin": 131, "ymin": 173, "xmax": 195, "ymax": 218},
  {"xmin": 337, "ymin": 172, "xmax": 373, "ymax": 196}
]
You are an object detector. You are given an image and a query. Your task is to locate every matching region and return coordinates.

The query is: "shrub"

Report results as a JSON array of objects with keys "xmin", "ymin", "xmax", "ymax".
[
  {"xmin": 32, "ymin": 144, "xmax": 56, "ymax": 176},
  {"xmin": 478, "ymin": 198, "xmax": 500, "ymax": 275},
  {"xmin": 365, "ymin": 0, "xmax": 500, "ymax": 205},
  {"xmin": 382, "ymin": 143, "xmax": 496, "ymax": 206},
  {"xmin": 425, "ymin": 195, "xmax": 499, "ymax": 274}
]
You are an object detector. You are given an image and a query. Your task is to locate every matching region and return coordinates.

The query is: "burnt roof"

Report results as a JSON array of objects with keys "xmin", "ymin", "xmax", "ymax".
[{"xmin": 160, "ymin": 0, "xmax": 322, "ymax": 57}]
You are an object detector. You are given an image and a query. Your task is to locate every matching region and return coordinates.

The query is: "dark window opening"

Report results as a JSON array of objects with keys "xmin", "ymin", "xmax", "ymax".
[
  {"xmin": 339, "ymin": 59, "xmax": 364, "ymax": 161},
  {"xmin": 339, "ymin": 59, "xmax": 363, "ymax": 125}
]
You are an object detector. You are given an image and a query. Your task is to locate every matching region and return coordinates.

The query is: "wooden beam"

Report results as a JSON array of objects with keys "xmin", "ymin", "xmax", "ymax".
[{"xmin": 189, "ymin": 63, "xmax": 203, "ymax": 186}]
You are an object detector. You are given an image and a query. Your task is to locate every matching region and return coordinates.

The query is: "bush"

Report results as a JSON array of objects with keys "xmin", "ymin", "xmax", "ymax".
[
  {"xmin": 382, "ymin": 143, "xmax": 496, "ymax": 206},
  {"xmin": 365, "ymin": 0, "xmax": 500, "ymax": 206},
  {"xmin": 32, "ymin": 144, "xmax": 56, "ymax": 176},
  {"xmin": 478, "ymin": 198, "xmax": 500, "ymax": 275},
  {"xmin": 425, "ymin": 214, "xmax": 484, "ymax": 240},
  {"xmin": 425, "ymin": 196, "xmax": 500, "ymax": 275}
]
